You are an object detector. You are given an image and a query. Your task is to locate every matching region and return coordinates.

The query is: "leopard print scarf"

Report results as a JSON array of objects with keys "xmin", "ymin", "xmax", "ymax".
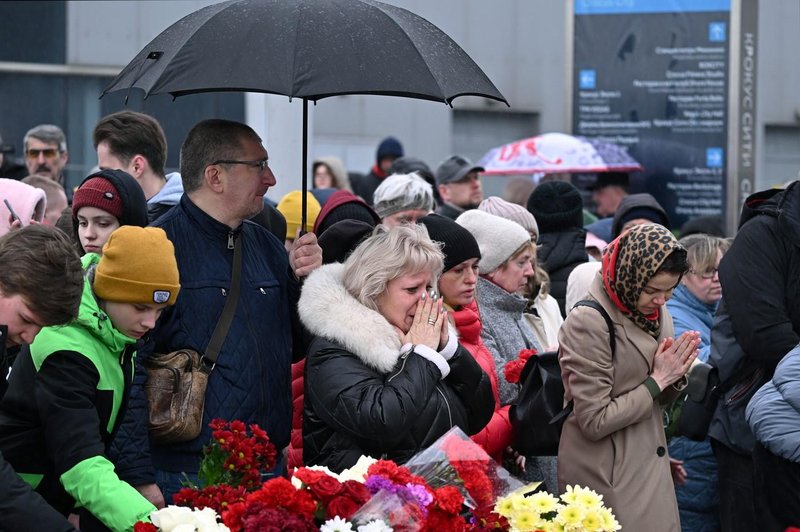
[{"xmin": 601, "ymin": 224, "xmax": 681, "ymax": 337}]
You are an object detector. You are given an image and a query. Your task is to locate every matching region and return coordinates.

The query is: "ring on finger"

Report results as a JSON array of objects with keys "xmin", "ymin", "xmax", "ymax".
[{"xmin": 427, "ymin": 317, "xmax": 436, "ymax": 325}]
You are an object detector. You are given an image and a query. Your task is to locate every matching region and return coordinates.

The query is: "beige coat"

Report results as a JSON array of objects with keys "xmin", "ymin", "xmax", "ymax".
[{"xmin": 557, "ymin": 275, "xmax": 681, "ymax": 532}]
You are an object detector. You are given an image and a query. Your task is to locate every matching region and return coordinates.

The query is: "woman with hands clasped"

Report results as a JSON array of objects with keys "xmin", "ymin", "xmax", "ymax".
[
  {"xmin": 557, "ymin": 224, "xmax": 699, "ymax": 532},
  {"xmin": 299, "ymin": 224, "xmax": 494, "ymax": 472}
]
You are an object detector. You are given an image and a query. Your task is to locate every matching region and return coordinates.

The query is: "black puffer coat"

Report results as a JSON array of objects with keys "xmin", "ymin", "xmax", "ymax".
[
  {"xmin": 299, "ymin": 263, "xmax": 494, "ymax": 473},
  {"xmin": 538, "ymin": 229, "xmax": 588, "ymax": 317}
]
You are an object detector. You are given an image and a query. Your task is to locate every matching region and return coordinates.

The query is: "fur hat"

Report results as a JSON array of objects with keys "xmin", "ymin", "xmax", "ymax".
[
  {"xmin": 276, "ymin": 191, "xmax": 322, "ymax": 240},
  {"xmin": 456, "ymin": 209, "xmax": 531, "ymax": 274},
  {"xmin": 478, "ymin": 196, "xmax": 539, "ymax": 241},
  {"xmin": 418, "ymin": 214, "xmax": 481, "ymax": 273},
  {"xmin": 94, "ymin": 226, "xmax": 180, "ymax": 306},
  {"xmin": 526, "ymin": 181, "xmax": 584, "ymax": 232},
  {"xmin": 0, "ymin": 178, "xmax": 46, "ymax": 236}
]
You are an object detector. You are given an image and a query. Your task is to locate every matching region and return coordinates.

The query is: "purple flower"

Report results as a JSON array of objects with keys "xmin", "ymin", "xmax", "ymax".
[
  {"xmin": 364, "ymin": 475, "xmax": 397, "ymax": 495},
  {"xmin": 404, "ymin": 483, "xmax": 433, "ymax": 507}
]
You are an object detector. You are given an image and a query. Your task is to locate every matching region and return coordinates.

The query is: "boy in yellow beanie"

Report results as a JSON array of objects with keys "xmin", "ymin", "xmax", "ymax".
[{"xmin": 0, "ymin": 226, "xmax": 180, "ymax": 530}]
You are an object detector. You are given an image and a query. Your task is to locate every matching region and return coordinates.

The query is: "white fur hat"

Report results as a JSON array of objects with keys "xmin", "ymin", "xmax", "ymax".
[{"xmin": 456, "ymin": 209, "xmax": 531, "ymax": 274}]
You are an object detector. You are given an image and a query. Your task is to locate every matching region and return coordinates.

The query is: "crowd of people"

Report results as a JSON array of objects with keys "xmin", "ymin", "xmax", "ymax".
[{"xmin": 0, "ymin": 111, "xmax": 796, "ymax": 532}]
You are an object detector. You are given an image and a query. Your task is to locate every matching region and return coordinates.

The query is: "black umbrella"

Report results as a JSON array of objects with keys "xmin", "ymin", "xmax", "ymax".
[{"xmin": 101, "ymin": 0, "xmax": 507, "ymax": 229}]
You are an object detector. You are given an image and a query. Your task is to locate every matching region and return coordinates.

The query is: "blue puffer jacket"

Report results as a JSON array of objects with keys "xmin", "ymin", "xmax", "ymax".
[
  {"xmin": 113, "ymin": 194, "xmax": 301, "ymax": 486},
  {"xmin": 666, "ymin": 284, "xmax": 720, "ymax": 532},
  {"xmin": 747, "ymin": 345, "xmax": 800, "ymax": 463}
]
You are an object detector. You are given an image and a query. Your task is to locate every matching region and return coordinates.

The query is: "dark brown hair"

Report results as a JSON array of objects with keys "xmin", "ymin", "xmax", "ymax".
[
  {"xmin": 0, "ymin": 225, "xmax": 83, "ymax": 326},
  {"xmin": 93, "ymin": 111, "xmax": 167, "ymax": 178}
]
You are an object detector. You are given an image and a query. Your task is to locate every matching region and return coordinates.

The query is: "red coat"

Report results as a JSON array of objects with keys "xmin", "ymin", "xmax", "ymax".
[
  {"xmin": 452, "ymin": 301, "xmax": 512, "ymax": 462},
  {"xmin": 288, "ymin": 360, "xmax": 305, "ymax": 472}
]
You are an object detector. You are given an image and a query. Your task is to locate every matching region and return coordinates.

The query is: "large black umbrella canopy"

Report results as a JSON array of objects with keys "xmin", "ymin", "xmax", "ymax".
[
  {"xmin": 102, "ymin": 0, "xmax": 508, "ymax": 228},
  {"xmin": 103, "ymin": 0, "xmax": 507, "ymax": 104}
]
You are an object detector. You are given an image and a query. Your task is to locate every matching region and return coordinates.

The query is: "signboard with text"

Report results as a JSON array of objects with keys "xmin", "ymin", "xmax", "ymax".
[{"xmin": 572, "ymin": 0, "xmax": 755, "ymax": 231}]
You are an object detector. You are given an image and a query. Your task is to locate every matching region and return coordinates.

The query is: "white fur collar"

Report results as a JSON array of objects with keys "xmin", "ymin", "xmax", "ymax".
[{"xmin": 299, "ymin": 263, "xmax": 402, "ymax": 374}]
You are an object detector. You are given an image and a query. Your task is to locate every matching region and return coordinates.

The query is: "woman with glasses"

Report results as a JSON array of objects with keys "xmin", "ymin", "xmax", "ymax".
[
  {"xmin": 665, "ymin": 233, "xmax": 730, "ymax": 532},
  {"xmin": 557, "ymin": 224, "xmax": 700, "ymax": 532}
]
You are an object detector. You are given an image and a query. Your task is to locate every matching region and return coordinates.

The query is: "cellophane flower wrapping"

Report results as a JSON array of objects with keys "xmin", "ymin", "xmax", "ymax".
[{"xmin": 404, "ymin": 427, "xmax": 523, "ymax": 511}]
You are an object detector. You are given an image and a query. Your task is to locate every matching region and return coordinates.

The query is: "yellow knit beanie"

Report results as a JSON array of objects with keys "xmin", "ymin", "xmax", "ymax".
[
  {"xmin": 277, "ymin": 191, "xmax": 321, "ymax": 240},
  {"xmin": 94, "ymin": 226, "xmax": 180, "ymax": 305}
]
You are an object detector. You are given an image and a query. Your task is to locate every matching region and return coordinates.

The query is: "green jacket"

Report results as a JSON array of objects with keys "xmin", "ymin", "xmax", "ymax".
[{"xmin": 0, "ymin": 254, "xmax": 155, "ymax": 530}]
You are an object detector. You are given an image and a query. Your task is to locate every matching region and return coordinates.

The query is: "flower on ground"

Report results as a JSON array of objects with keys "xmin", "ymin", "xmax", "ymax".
[{"xmin": 320, "ymin": 516, "xmax": 355, "ymax": 532}]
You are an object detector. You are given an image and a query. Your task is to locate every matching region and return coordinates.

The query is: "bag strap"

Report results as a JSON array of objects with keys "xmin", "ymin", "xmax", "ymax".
[
  {"xmin": 204, "ymin": 232, "xmax": 243, "ymax": 366},
  {"xmin": 571, "ymin": 299, "xmax": 616, "ymax": 356},
  {"xmin": 550, "ymin": 299, "xmax": 616, "ymax": 426}
]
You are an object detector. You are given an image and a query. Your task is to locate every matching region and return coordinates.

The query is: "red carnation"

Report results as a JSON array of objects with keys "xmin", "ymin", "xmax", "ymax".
[
  {"xmin": 504, "ymin": 349, "xmax": 537, "ymax": 385},
  {"xmin": 133, "ymin": 523, "xmax": 158, "ymax": 532},
  {"xmin": 433, "ymin": 486, "xmax": 464, "ymax": 515},
  {"xmin": 293, "ymin": 467, "xmax": 329, "ymax": 486}
]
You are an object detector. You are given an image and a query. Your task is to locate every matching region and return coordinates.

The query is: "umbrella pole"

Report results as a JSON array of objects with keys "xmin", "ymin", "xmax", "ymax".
[{"xmin": 301, "ymin": 98, "xmax": 308, "ymax": 236}]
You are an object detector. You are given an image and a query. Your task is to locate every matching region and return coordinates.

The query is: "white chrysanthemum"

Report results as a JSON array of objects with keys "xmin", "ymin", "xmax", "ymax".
[
  {"xmin": 600, "ymin": 507, "xmax": 622, "ymax": 531},
  {"xmin": 320, "ymin": 516, "xmax": 356, "ymax": 532},
  {"xmin": 576, "ymin": 487, "xmax": 603, "ymax": 510},
  {"xmin": 357, "ymin": 519, "xmax": 393, "ymax": 532},
  {"xmin": 509, "ymin": 509, "xmax": 538, "ymax": 531}
]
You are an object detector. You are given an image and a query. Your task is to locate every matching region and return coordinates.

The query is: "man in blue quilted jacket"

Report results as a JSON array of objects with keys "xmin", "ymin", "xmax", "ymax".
[{"xmin": 112, "ymin": 119, "xmax": 321, "ymax": 506}]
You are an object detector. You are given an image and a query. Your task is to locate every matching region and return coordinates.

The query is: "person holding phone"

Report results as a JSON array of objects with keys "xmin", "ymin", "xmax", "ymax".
[
  {"xmin": 0, "ymin": 178, "xmax": 46, "ymax": 235},
  {"xmin": 557, "ymin": 224, "xmax": 700, "ymax": 532},
  {"xmin": 71, "ymin": 169, "xmax": 148, "ymax": 256}
]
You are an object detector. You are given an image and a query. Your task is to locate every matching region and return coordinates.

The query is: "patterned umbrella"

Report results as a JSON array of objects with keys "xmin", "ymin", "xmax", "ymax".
[{"xmin": 478, "ymin": 133, "xmax": 643, "ymax": 175}]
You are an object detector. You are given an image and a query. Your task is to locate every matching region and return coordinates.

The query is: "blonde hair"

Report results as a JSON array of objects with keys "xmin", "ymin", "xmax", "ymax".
[
  {"xmin": 343, "ymin": 224, "xmax": 444, "ymax": 311},
  {"xmin": 679, "ymin": 234, "xmax": 730, "ymax": 274}
]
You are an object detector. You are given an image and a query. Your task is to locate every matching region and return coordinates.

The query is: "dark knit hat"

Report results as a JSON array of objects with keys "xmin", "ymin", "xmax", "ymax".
[
  {"xmin": 317, "ymin": 202, "xmax": 380, "ymax": 236},
  {"xmin": 73, "ymin": 176, "xmax": 124, "ymax": 219},
  {"xmin": 526, "ymin": 181, "xmax": 584, "ymax": 232},
  {"xmin": 587, "ymin": 171, "xmax": 630, "ymax": 191},
  {"xmin": 617, "ymin": 207, "xmax": 669, "ymax": 233},
  {"xmin": 419, "ymin": 214, "xmax": 481, "ymax": 273},
  {"xmin": 376, "ymin": 136, "xmax": 404, "ymax": 162},
  {"xmin": 318, "ymin": 220, "xmax": 374, "ymax": 265}
]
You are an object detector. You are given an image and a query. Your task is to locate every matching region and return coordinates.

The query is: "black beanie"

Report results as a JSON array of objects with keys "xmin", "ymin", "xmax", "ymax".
[
  {"xmin": 418, "ymin": 214, "xmax": 481, "ymax": 272},
  {"xmin": 318, "ymin": 220, "xmax": 374, "ymax": 265},
  {"xmin": 316, "ymin": 201, "xmax": 380, "ymax": 236},
  {"xmin": 526, "ymin": 181, "xmax": 584, "ymax": 233}
]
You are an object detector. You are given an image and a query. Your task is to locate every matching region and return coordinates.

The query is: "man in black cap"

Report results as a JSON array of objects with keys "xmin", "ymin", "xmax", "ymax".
[
  {"xmin": 585, "ymin": 172, "xmax": 630, "ymax": 242},
  {"xmin": 434, "ymin": 155, "xmax": 484, "ymax": 220}
]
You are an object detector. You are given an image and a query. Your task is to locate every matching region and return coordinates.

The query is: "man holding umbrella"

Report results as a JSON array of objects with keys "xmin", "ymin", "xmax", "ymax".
[{"xmin": 113, "ymin": 119, "xmax": 322, "ymax": 505}]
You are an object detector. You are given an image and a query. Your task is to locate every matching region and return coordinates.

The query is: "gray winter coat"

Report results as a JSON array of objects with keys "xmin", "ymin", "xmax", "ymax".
[
  {"xmin": 746, "ymin": 345, "xmax": 800, "ymax": 463},
  {"xmin": 476, "ymin": 276, "xmax": 542, "ymax": 406}
]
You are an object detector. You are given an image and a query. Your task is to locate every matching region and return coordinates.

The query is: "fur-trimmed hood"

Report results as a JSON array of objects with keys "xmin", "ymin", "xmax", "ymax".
[{"xmin": 299, "ymin": 263, "xmax": 402, "ymax": 373}]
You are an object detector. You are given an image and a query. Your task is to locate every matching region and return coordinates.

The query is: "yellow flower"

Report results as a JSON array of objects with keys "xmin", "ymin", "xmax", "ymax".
[
  {"xmin": 576, "ymin": 488, "xmax": 604, "ymax": 510},
  {"xmin": 509, "ymin": 509, "xmax": 538, "ymax": 531},
  {"xmin": 556, "ymin": 503, "xmax": 585, "ymax": 528},
  {"xmin": 581, "ymin": 509, "xmax": 604, "ymax": 531},
  {"xmin": 528, "ymin": 491, "xmax": 560, "ymax": 514},
  {"xmin": 560, "ymin": 485, "xmax": 579, "ymax": 505},
  {"xmin": 599, "ymin": 507, "xmax": 622, "ymax": 531},
  {"xmin": 495, "ymin": 495, "xmax": 516, "ymax": 517}
]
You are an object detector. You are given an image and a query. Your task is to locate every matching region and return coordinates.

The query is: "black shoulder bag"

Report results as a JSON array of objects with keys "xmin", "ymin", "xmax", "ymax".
[{"xmin": 510, "ymin": 300, "xmax": 615, "ymax": 456}]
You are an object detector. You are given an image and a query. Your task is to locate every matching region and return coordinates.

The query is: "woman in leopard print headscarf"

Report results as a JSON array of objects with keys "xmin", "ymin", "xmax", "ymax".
[{"xmin": 557, "ymin": 223, "xmax": 701, "ymax": 532}]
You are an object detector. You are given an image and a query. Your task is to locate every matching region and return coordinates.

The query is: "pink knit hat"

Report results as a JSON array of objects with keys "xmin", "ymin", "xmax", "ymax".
[{"xmin": 0, "ymin": 178, "xmax": 47, "ymax": 236}]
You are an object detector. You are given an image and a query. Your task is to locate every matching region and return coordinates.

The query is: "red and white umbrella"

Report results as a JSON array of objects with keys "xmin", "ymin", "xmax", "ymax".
[{"xmin": 478, "ymin": 132, "xmax": 643, "ymax": 175}]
